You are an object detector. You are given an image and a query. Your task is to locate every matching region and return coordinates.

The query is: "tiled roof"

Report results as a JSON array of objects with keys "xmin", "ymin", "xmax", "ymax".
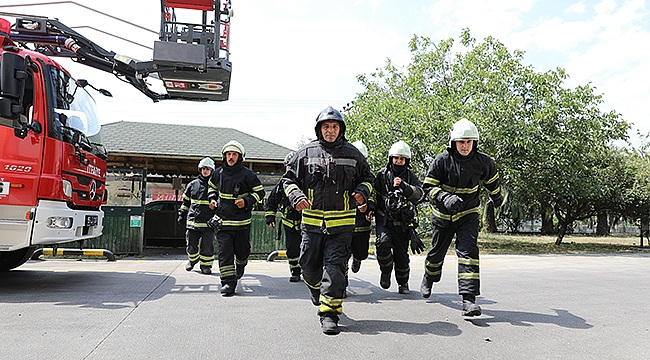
[{"xmin": 101, "ymin": 121, "xmax": 292, "ymax": 162}]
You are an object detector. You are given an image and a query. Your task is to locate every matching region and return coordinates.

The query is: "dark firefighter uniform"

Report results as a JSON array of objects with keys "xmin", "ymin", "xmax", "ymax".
[
  {"xmin": 283, "ymin": 106, "xmax": 374, "ymax": 335},
  {"xmin": 349, "ymin": 140, "xmax": 372, "ymax": 274},
  {"xmin": 265, "ymin": 177, "xmax": 302, "ymax": 282},
  {"xmin": 208, "ymin": 140, "xmax": 265, "ymax": 296},
  {"xmin": 373, "ymin": 141, "xmax": 423, "ymax": 294},
  {"xmin": 178, "ymin": 157, "xmax": 217, "ymax": 274},
  {"xmin": 421, "ymin": 118, "xmax": 502, "ymax": 316}
]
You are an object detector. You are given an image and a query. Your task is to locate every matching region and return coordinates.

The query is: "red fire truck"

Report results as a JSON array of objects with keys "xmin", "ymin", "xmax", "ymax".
[{"xmin": 0, "ymin": 0, "xmax": 232, "ymax": 271}]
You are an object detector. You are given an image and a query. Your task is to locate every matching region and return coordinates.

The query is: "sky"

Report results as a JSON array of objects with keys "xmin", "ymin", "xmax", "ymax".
[{"xmin": 0, "ymin": 0, "xmax": 648, "ymax": 150}]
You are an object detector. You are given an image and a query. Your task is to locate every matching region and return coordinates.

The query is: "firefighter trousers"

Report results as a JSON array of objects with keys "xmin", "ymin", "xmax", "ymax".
[
  {"xmin": 216, "ymin": 228, "xmax": 251, "ymax": 286},
  {"xmin": 185, "ymin": 228, "xmax": 215, "ymax": 267},
  {"xmin": 351, "ymin": 230, "xmax": 371, "ymax": 262},
  {"xmin": 300, "ymin": 229, "xmax": 352, "ymax": 321},
  {"xmin": 284, "ymin": 225, "xmax": 302, "ymax": 277},
  {"xmin": 375, "ymin": 218, "xmax": 411, "ymax": 286},
  {"xmin": 423, "ymin": 214, "xmax": 480, "ymax": 295}
]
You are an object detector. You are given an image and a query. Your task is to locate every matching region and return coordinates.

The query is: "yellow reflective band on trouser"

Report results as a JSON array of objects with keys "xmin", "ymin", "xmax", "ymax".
[
  {"xmin": 425, "ymin": 259, "xmax": 443, "ymax": 276},
  {"xmin": 188, "ymin": 252, "xmax": 199, "ymax": 262},
  {"xmin": 199, "ymin": 254, "xmax": 214, "ymax": 266},
  {"xmin": 220, "ymin": 264, "xmax": 236, "ymax": 278},
  {"xmin": 458, "ymin": 257, "xmax": 480, "ymax": 266},
  {"xmin": 221, "ymin": 219, "xmax": 252, "ymax": 227},
  {"xmin": 319, "ymin": 295, "xmax": 343, "ymax": 314},
  {"xmin": 186, "ymin": 221, "xmax": 209, "ymax": 228},
  {"xmin": 305, "ymin": 280, "xmax": 321, "ymax": 291},
  {"xmin": 458, "ymin": 272, "xmax": 480, "ymax": 280}
]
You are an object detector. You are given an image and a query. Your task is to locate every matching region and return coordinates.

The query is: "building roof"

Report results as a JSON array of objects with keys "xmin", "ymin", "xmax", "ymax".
[{"xmin": 101, "ymin": 121, "xmax": 293, "ymax": 162}]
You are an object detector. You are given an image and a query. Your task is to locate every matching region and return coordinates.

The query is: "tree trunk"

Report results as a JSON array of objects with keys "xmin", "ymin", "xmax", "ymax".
[
  {"xmin": 541, "ymin": 207, "xmax": 555, "ymax": 235},
  {"xmin": 596, "ymin": 212, "xmax": 610, "ymax": 236},
  {"xmin": 555, "ymin": 222, "xmax": 567, "ymax": 245},
  {"xmin": 484, "ymin": 201, "xmax": 497, "ymax": 233}
]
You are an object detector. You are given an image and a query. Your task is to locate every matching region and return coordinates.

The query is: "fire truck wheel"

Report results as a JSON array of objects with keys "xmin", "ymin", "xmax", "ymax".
[{"xmin": 0, "ymin": 246, "xmax": 36, "ymax": 272}]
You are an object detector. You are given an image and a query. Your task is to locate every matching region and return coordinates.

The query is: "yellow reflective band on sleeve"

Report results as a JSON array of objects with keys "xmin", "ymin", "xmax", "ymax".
[
  {"xmin": 183, "ymin": 193, "xmax": 190, "ymax": 200},
  {"xmin": 431, "ymin": 207, "xmax": 452, "ymax": 221},
  {"xmin": 252, "ymin": 185, "xmax": 264, "ymax": 192},
  {"xmin": 424, "ymin": 177, "xmax": 440, "ymax": 186},
  {"xmin": 484, "ymin": 172, "xmax": 499, "ymax": 185},
  {"xmin": 281, "ymin": 218, "xmax": 301, "ymax": 229},
  {"xmin": 285, "ymin": 183, "xmax": 301, "ymax": 197},
  {"xmin": 458, "ymin": 272, "xmax": 480, "ymax": 280},
  {"xmin": 360, "ymin": 181, "xmax": 373, "ymax": 196},
  {"xmin": 458, "ymin": 258, "xmax": 480, "ymax": 266},
  {"xmin": 302, "ymin": 209, "xmax": 356, "ymax": 228},
  {"xmin": 488, "ymin": 186, "xmax": 501, "ymax": 195},
  {"xmin": 264, "ymin": 211, "xmax": 275, "ymax": 217},
  {"xmin": 354, "ymin": 225, "xmax": 371, "ymax": 233},
  {"xmin": 180, "ymin": 204, "xmax": 189, "ymax": 211},
  {"xmin": 251, "ymin": 192, "xmax": 261, "ymax": 203},
  {"xmin": 219, "ymin": 193, "xmax": 237, "ymax": 200}
]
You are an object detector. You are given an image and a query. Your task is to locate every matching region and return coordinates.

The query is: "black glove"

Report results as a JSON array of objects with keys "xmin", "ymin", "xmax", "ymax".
[
  {"xmin": 409, "ymin": 228, "xmax": 425, "ymax": 254},
  {"xmin": 437, "ymin": 192, "xmax": 463, "ymax": 213},
  {"xmin": 265, "ymin": 215, "xmax": 275, "ymax": 225},
  {"xmin": 491, "ymin": 195, "xmax": 503, "ymax": 208},
  {"xmin": 207, "ymin": 215, "xmax": 222, "ymax": 232}
]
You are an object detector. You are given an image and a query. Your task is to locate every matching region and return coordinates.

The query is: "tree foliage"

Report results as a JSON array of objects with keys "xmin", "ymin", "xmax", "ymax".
[{"xmin": 345, "ymin": 30, "xmax": 637, "ymax": 243}]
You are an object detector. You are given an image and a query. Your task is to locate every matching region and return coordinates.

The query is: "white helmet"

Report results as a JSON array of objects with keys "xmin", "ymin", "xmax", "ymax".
[
  {"xmin": 221, "ymin": 140, "xmax": 246, "ymax": 159},
  {"xmin": 198, "ymin": 157, "xmax": 215, "ymax": 170},
  {"xmin": 449, "ymin": 118, "xmax": 479, "ymax": 147},
  {"xmin": 388, "ymin": 140, "xmax": 411, "ymax": 159},
  {"xmin": 351, "ymin": 140, "xmax": 368, "ymax": 158}
]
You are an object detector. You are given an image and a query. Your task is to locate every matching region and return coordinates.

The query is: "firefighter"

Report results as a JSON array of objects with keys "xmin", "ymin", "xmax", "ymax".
[
  {"xmin": 178, "ymin": 157, "xmax": 217, "ymax": 274},
  {"xmin": 373, "ymin": 140, "xmax": 424, "ymax": 294},
  {"xmin": 283, "ymin": 106, "xmax": 374, "ymax": 335},
  {"xmin": 420, "ymin": 118, "xmax": 502, "ymax": 317},
  {"xmin": 208, "ymin": 140, "xmax": 266, "ymax": 296},
  {"xmin": 349, "ymin": 140, "xmax": 373, "ymax": 274},
  {"xmin": 265, "ymin": 152, "xmax": 302, "ymax": 282}
]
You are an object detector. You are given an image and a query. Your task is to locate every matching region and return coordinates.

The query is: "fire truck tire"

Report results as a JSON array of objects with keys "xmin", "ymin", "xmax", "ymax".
[{"xmin": 0, "ymin": 246, "xmax": 36, "ymax": 272}]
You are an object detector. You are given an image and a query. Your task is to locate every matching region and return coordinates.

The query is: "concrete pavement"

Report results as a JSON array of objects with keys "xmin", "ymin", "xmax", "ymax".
[{"xmin": 1, "ymin": 253, "xmax": 649, "ymax": 359}]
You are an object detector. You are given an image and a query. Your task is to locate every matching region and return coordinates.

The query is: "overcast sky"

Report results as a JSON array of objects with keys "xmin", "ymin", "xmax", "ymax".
[{"xmin": 1, "ymin": 0, "xmax": 648, "ymax": 149}]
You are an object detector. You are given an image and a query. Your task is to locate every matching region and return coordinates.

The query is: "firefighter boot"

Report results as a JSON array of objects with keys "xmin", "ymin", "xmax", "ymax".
[
  {"xmin": 398, "ymin": 283, "xmax": 410, "ymax": 294},
  {"xmin": 220, "ymin": 283, "xmax": 235, "ymax": 297},
  {"xmin": 200, "ymin": 265, "xmax": 212, "ymax": 275},
  {"xmin": 420, "ymin": 275, "xmax": 434, "ymax": 298},
  {"xmin": 320, "ymin": 316, "xmax": 340, "ymax": 335},
  {"xmin": 351, "ymin": 259, "xmax": 361, "ymax": 273},
  {"xmin": 309, "ymin": 288, "xmax": 320, "ymax": 306},
  {"xmin": 236, "ymin": 265, "xmax": 245, "ymax": 280},
  {"xmin": 462, "ymin": 294, "xmax": 482, "ymax": 317},
  {"xmin": 186, "ymin": 260, "xmax": 197, "ymax": 272},
  {"xmin": 380, "ymin": 272, "xmax": 391, "ymax": 289},
  {"xmin": 289, "ymin": 270, "xmax": 301, "ymax": 282}
]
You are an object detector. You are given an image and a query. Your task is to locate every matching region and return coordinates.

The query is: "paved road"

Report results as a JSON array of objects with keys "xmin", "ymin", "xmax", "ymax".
[{"xmin": 1, "ymin": 252, "xmax": 649, "ymax": 359}]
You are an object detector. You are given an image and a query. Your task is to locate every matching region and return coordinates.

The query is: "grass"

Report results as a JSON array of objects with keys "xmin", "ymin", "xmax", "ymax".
[{"xmin": 475, "ymin": 232, "xmax": 650, "ymax": 255}]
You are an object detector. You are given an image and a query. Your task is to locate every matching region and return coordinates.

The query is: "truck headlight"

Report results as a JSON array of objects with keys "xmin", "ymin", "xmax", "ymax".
[
  {"xmin": 62, "ymin": 179, "xmax": 72, "ymax": 198},
  {"xmin": 46, "ymin": 216, "xmax": 73, "ymax": 229}
]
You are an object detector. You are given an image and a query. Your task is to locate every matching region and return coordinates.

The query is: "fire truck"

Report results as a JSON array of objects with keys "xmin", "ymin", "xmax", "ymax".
[{"xmin": 0, "ymin": 0, "xmax": 232, "ymax": 271}]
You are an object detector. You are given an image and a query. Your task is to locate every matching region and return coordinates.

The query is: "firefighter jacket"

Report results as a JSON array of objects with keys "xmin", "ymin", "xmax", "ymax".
[
  {"xmin": 282, "ymin": 140, "xmax": 374, "ymax": 235},
  {"xmin": 265, "ymin": 179, "xmax": 301, "ymax": 231},
  {"xmin": 373, "ymin": 165, "xmax": 423, "ymax": 228},
  {"xmin": 208, "ymin": 161, "xmax": 265, "ymax": 230},
  {"xmin": 179, "ymin": 174, "xmax": 216, "ymax": 229},
  {"xmin": 423, "ymin": 147, "xmax": 502, "ymax": 226}
]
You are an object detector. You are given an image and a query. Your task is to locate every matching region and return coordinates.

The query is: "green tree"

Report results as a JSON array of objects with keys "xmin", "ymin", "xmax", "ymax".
[{"xmin": 345, "ymin": 30, "xmax": 630, "ymax": 242}]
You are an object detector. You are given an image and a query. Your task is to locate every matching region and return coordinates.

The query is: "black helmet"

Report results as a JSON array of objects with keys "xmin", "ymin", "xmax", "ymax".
[
  {"xmin": 314, "ymin": 106, "xmax": 346, "ymax": 143},
  {"xmin": 284, "ymin": 151, "xmax": 296, "ymax": 167}
]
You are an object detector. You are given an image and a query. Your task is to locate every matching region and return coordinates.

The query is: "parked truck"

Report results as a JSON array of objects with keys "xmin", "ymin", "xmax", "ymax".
[{"xmin": 0, "ymin": 0, "xmax": 233, "ymax": 270}]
